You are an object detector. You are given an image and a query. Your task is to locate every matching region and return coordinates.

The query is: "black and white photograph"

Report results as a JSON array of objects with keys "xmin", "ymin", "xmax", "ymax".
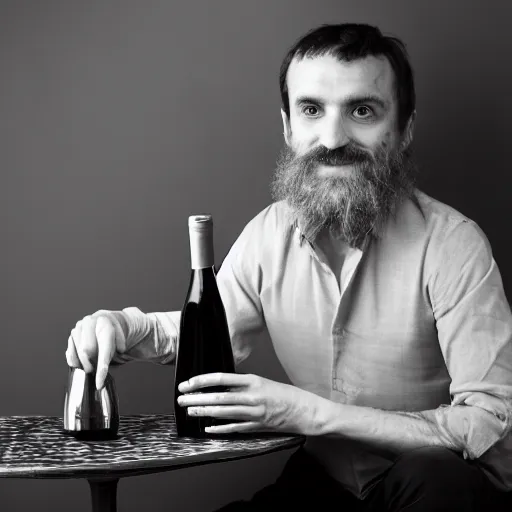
[{"xmin": 1, "ymin": 1, "xmax": 511, "ymax": 511}]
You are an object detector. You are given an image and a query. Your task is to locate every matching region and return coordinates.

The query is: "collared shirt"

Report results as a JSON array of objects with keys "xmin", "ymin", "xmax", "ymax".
[{"xmin": 117, "ymin": 189, "xmax": 512, "ymax": 498}]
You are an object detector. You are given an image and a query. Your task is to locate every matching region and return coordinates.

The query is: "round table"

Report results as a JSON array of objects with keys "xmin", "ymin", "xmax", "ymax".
[{"xmin": 0, "ymin": 414, "xmax": 305, "ymax": 512}]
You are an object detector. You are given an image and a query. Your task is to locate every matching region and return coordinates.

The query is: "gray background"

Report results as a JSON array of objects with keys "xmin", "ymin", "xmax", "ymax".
[{"xmin": 2, "ymin": 0, "xmax": 511, "ymax": 510}]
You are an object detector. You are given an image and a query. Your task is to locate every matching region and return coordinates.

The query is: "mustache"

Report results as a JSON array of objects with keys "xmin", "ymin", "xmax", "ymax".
[{"xmin": 300, "ymin": 143, "xmax": 373, "ymax": 167}]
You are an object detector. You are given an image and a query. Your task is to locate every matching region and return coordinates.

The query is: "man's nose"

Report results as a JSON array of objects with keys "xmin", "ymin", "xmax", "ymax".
[{"xmin": 319, "ymin": 117, "xmax": 350, "ymax": 149}]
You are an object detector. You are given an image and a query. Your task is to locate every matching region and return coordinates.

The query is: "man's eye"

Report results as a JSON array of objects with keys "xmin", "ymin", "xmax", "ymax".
[
  {"xmin": 302, "ymin": 106, "xmax": 319, "ymax": 116},
  {"xmin": 353, "ymin": 106, "xmax": 373, "ymax": 119}
]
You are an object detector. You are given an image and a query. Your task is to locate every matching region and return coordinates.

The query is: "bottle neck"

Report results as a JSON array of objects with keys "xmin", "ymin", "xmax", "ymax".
[{"xmin": 189, "ymin": 225, "xmax": 214, "ymax": 270}]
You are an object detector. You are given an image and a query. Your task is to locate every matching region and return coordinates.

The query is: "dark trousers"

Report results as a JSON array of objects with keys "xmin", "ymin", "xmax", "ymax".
[{"xmin": 216, "ymin": 446, "xmax": 510, "ymax": 511}]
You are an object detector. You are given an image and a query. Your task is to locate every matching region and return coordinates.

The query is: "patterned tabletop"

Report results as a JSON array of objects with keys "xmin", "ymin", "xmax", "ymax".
[{"xmin": 0, "ymin": 414, "xmax": 304, "ymax": 480}]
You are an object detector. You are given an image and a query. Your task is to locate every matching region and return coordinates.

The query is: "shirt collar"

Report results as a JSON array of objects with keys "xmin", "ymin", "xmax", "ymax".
[{"xmin": 293, "ymin": 217, "xmax": 373, "ymax": 252}]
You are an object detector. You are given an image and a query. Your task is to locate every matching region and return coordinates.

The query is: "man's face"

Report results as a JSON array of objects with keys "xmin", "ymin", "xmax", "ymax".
[
  {"xmin": 284, "ymin": 53, "xmax": 402, "ymax": 167},
  {"xmin": 271, "ymin": 53, "xmax": 415, "ymax": 246}
]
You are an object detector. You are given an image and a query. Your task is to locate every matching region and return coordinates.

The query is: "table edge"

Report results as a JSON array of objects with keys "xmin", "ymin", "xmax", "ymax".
[{"xmin": 0, "ymin": 436, "xmax": 305, "ymax": 480}]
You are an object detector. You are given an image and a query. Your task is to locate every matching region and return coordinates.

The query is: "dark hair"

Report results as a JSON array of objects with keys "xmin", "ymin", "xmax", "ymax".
[{"xmin": 279, "ymin": 23, "xmax": 415, "ymax": 133}]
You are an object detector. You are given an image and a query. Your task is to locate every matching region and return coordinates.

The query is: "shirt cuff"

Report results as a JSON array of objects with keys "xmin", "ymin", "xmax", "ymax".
[{"xmin": 434, "ymin": 394, "xmax": 511, "ymax": 459}]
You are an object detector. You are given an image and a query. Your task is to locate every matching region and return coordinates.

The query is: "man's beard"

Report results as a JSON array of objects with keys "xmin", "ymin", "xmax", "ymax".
[{"xmin": 270, "ymin": 141, "xmax": 417, "ymax": 248}]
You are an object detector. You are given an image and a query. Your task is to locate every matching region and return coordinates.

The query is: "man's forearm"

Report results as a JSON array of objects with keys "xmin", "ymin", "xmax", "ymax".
[{"xmin": 315, "ymin": 399, "xmax": 461, "ymax": 458}]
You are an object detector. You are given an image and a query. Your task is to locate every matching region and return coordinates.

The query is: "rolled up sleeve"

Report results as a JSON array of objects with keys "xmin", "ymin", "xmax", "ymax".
[{"xmin": 430, "ymin": 219, "xmax": 512, "ymax": 483}]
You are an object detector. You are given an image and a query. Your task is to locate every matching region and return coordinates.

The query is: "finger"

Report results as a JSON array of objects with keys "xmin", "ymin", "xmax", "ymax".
[
  {"xmin": 178, "ymin": 392, "xmax": 254, "ymax": 407},
  {"xmin": 178, "ymin": 373, "xmax": 251, "ymax": 393},
  {"xmin": 205, "ymin": 422, "xmax": 263, "ymax": 434},
  {"xmin": 66, "ymin": 335, "xmax": 82, "ymax": 368},
  {"xmin": 95, "ymin": 316, "xmax": 116, "ymax": 390},
  {"xmin": 71, "ymin": 322, "xmax": 95, "ymax": 373},
  {"xmin": 77, "ymin": 316, "xmax": 98, "ymax": 373},
  {"xmin": 187, "ymin": 405, "xmax": 263, "ymax": 420}
]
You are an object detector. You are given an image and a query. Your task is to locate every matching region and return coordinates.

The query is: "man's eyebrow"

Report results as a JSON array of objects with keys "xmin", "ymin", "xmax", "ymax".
[
  {"xmin": 345, "ymin": 94, "xmax": 388, "ymax": 109},
  {"xmin": 295, "ymin": 94, "xmax": 388, "ymax": 110},
  {"xmin": 295, "ymin": 96, "xmax": 324, "ymax": 107}
]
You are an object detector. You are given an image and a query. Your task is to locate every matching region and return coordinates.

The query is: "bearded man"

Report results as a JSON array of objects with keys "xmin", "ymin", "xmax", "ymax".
[{"xmin": 67, "ymin": 24, "xmax": 512, "ymax": 511}]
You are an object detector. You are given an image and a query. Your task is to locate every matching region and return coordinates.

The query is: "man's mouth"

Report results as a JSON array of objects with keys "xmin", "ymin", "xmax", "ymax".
[
  {"xmin": 316, "ymin": 163, "xmax": 354, "ymax": 177},
  {"xmin": 320, "ymin": 161, "xmax": 354, "ymax": 166}
]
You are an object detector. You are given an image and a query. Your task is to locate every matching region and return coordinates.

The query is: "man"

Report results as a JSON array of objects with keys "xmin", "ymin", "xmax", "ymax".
[{"xmin": 67, "ymin": 24, "xmax": 512, "ymax": 510}]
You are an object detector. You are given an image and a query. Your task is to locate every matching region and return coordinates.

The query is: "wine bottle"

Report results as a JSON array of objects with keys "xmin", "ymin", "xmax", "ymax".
[{"xmin": 174, "ymin": 214, "xmax": 236, "ymax": 438}]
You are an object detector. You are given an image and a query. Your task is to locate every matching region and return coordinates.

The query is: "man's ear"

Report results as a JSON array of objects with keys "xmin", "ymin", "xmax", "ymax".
[
  {"xmin": 401, "ymin": 110, "xmax": 416, "ymax": 151},
  {"xmin": 281, "ymin": 108, "xmax": 292, "ymax": 147}
]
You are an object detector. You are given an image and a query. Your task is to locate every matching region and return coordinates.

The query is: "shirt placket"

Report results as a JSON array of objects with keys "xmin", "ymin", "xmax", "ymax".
[
  {"xmin": 329, "ymin": 245, "xmax": 366, "ymax": 396},
  {"xmin": 295, "ymin": 227, "xmax": 367, "ymax": 397}
]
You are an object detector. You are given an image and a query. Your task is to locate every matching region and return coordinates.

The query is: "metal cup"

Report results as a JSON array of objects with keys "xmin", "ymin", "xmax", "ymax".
[{"xmin": 63, "ymin": 367, "xmax": 119, "ymax": 440}]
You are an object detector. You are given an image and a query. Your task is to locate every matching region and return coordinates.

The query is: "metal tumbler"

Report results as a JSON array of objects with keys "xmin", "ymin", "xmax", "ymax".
[{"xmin": 63, "ymin": 367, "xmax": 119, "ymax": 440}]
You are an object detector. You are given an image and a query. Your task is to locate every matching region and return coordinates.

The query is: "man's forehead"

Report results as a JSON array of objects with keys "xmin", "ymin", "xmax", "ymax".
[{"xmin": 287, "ymin": 53, "xmax": 395, "ymax": 103}]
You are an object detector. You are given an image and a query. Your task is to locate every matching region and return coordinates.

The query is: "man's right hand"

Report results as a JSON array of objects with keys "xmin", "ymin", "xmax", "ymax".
[{"xmin": 66, "ymin": 310, "xmax": 128, "ymax": 390}]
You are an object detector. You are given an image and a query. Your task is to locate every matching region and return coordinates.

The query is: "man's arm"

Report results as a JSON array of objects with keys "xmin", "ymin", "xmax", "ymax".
[
  {"xmin": 315, "ymin": 400, "xmax": 505, "ymax": 459},
  {"xmin": 177, "ymin": 365, "xmax": 508, "ymax": 466}
]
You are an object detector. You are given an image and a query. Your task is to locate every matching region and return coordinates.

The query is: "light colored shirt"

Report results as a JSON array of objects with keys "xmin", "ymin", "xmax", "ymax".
[{"xmin": 116, "ymin": 189, "xmax": 512, "ymax": 499}]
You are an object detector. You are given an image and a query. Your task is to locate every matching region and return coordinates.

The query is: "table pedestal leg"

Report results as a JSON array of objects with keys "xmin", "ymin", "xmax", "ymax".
[{"xmin": 87, "ymin": 478, "xmax": 119, "ymax": 512}]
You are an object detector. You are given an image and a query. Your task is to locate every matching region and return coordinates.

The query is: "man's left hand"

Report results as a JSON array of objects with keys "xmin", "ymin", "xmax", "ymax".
[{"xmin": 177, "ymin": 373, "xmax": 324, "ymax": 435}]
